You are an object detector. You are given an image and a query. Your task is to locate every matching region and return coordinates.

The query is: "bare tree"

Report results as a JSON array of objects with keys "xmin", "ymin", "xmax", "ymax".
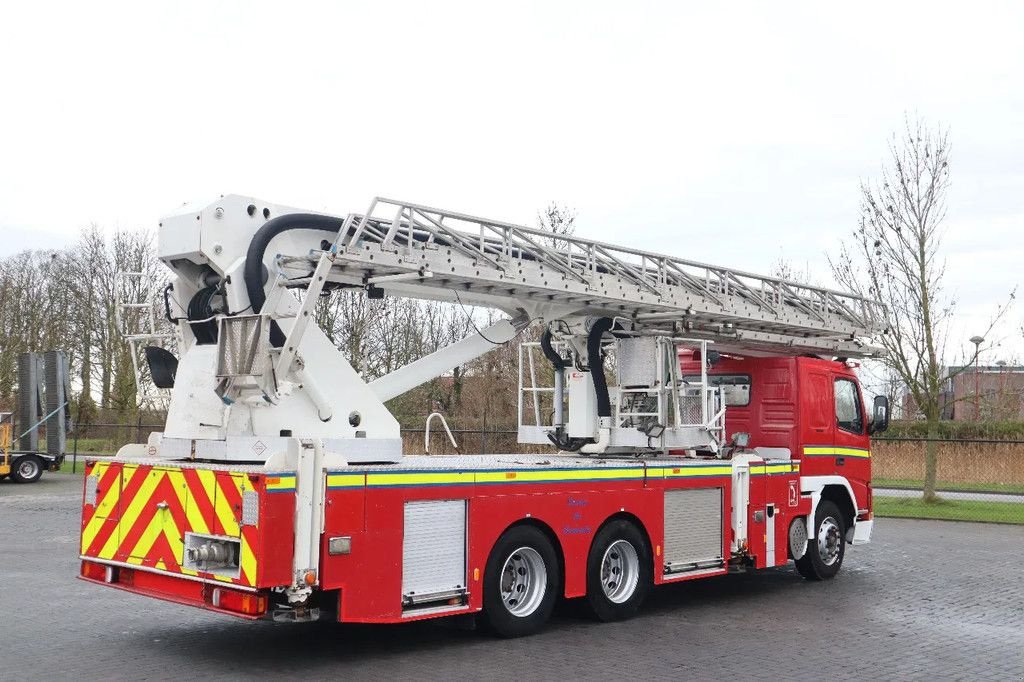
[
  {"xmin": 537, "ymin": 202, "xmax": 577, "ymax": 249},
  {"xmin": 831, "ymin": 116, "xmax": 1014, "ymax": 501},
  {"xmin": 0, "ymin": 249, "xmax": 78, "ymax": 408},
  {"xmin": 770, "ymin": 257, "xmax": 815, "ymax": 285}
]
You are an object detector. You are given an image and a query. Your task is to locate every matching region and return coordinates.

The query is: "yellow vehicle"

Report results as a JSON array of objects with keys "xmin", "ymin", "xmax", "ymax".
[{"xmin": 0, "ymin": 422, "xmax": 9, "ymax": 478}]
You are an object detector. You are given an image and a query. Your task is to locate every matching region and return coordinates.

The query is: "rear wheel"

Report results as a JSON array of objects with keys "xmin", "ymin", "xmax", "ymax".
[
  {"xmin": 11, "ymin": 455, "xmax": 43, "ymax": 484},
  {"xmin": 480, "ymin": 525, "xmax": 559, "ymax": 638},
  {"xmin": 586, "ymin": 520, "xmax": 651, "ymax": 621},
  {"xmin": 795, "ymin": 499, "xmax": 846, "ymax": 580}
]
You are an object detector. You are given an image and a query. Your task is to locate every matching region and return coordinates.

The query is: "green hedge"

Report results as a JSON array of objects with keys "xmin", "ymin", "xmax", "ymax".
[{"xmin": 882, "ymin": 420, "xmax": 1024, "ymax": 440}]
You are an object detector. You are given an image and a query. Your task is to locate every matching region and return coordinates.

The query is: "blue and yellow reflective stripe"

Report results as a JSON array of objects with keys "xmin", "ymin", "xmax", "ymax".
[
  {"xmin": 751, "ymin": 463, "xmax": 801, "ymax": 475},
  {"xmin": 802, "ymin": 446, "xmax": 871, "ymax": 459},
  {"xmin": 326, "ymin": 466, "xmax": 658, "ymax": 488},
  {"xmin": 363, "ymin": 468, "xmax": 645, "ymax": 488},
  {"xmin": 474, "ymin": 468, "xmax": 646, "ymax": 484},
  {"xmin": 367, "ymin": 471, "xmax": 476, "ymax": 487},
  {"xmin": 265, "ymin": 474, "xmax": 297, "ymax": 492},
  {"xmin": 326, "ymin": 473, "xmax": 365, "ymax": 489},
  {"xmin": 311, "ymin": 460, "xmax": 805, "ymax": 491},
  {"xmin": 649, "ymin": 465, "xmax": 733, "ymax": 479}
]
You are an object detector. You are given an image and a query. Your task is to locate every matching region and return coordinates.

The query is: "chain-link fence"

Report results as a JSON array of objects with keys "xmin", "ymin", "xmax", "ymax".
[
  {"xmin": 65, "ymin": 420, "xmax": 166, "ymax": 472},
  {"xmin": 872, "ymin": 437, "xmax": 1024, "ymax": 524}
]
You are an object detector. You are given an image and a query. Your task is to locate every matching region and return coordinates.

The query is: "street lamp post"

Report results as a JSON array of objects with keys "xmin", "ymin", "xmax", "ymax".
[{"xmin": 969, "ymin": 335, "xmax": 985, "ymax": 421}]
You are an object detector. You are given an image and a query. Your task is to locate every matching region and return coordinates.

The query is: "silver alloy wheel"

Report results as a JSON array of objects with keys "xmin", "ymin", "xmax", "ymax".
[
  {"xmin": 600, "ymin": 539, "xmax": 640, "ymax": 604},
  {"xmin": 817, "ymin": 516, "xmax": 842, "ymax": 566},
  {"xmin": 500, "ymin": 546, "xmax": 547, "ymax": 617},
  {"xmin": 17, "ymin": 458, "xmax": 40, "ymax": 480}
]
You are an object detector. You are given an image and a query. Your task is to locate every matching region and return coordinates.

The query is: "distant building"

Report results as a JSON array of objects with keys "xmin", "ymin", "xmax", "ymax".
[{"xmin": 902, "ymin": 364, "xmax": 1024, "ymax": 421}]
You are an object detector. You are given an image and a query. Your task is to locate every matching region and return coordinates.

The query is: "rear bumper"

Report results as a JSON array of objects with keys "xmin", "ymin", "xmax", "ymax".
[{"xmin": 79, "ymin": 559, "xmax": 268, "ymax": 619}]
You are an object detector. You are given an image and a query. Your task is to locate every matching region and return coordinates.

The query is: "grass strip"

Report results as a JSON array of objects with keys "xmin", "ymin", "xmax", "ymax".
[
  {"xmin": 874, "ymin": 496, "xmax": 1024, "ymax": 525},
  {"xmin": 873, "ymin": 478, "xmax": 1024, "ymax": 495}
]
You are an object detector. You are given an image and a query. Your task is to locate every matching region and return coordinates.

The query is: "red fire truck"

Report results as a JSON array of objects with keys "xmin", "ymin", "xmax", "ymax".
[{"xmin": 79, "ymin": 196, "xmax": 888, "ymax": 636}]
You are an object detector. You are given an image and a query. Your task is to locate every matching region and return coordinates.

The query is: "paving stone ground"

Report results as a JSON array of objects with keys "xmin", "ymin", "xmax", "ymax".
[{"xmin": 1, "ymin": 474, "xmax": 1022, "ymax": 681}]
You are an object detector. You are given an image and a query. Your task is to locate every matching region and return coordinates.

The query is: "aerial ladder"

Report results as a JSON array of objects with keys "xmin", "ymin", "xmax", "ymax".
[{"xmin": 251, "ymin": 196, "xmax": 885, "ymax": 456}]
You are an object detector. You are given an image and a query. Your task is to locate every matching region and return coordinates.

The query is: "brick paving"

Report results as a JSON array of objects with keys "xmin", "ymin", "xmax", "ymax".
[{"xmin": 1, "ymin": 474, "xmax": 1022, "ymax": 681}]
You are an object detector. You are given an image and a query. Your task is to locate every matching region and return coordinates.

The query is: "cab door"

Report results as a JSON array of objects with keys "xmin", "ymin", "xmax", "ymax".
[
  {"xmin": 799, "ymin": 366, "xmax": 835, "ymax": 477},
  {"xmin": 831, "ymin": 372, "xmax": 872, "ymax": 504}
]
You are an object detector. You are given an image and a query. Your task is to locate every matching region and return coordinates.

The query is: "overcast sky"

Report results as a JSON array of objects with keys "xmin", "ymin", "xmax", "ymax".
[{"xmin": 1, "ymin": 1, "xmax": 1021, "ymax": 361}]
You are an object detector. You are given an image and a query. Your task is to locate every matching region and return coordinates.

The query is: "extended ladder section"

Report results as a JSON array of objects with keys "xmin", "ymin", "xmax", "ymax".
[{"xmin": 277, "ymin": 198, "xmax": 886, "ymax": 359}]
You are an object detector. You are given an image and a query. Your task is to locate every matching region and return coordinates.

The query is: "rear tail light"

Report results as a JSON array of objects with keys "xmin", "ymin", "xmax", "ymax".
[{"xmin": 210, "ymin": 587, "xmax": 268, "ymax": 616}]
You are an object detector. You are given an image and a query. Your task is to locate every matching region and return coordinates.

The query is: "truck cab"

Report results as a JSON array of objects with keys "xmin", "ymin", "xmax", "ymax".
[{"xmin": 682, "ymin": 353, "xmax": 886, "ymax": 545}]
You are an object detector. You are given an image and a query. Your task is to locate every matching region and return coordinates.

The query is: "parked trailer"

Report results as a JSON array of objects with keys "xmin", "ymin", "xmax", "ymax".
[{"xmin": 0, "ymin": 416, "xmax": 63, "ymax": 484}]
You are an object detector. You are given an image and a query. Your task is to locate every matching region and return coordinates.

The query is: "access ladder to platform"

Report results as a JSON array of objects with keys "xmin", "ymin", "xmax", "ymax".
[
  {"xmin": 275, "ymin": 198, "xmax": 887, "ymax": 358},
  {"xmin": 115, "ymin": 271, "xmax": 174, "ymax": 410}
]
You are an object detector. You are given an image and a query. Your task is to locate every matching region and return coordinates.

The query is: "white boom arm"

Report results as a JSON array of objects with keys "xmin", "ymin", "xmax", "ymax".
[{"xmin": 369, "ymin": 318, "xmax": 523, "ymax": 402}]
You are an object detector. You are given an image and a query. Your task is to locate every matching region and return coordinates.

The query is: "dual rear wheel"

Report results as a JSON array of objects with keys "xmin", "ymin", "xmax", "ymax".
[
  {"xmin": 479, "ymin": 505, "xmax": 849, "ymax": 637},
  {"xmin": 480, "ymin": 520, "xmax": 651, "ymax": 638}
]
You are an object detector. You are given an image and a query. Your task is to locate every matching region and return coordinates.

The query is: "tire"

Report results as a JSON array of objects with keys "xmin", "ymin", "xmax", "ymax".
[
  {"xmin": 586, "ymin": 519, "xmax": 652, "ymax": 622},
  {"xmin": 795, "ymin": 499, "xmax": 846, "ymax": 580},
  {"xmin": 11, "ymin": 455, "xmax": 43, "ymax": 484},
  {"xmin": 480, "ymin": 525, "xmax": 559, "ymax": 638}
]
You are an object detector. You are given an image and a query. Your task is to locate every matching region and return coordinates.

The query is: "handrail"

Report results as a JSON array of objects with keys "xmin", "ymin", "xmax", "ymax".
[{"xmin": 424, "ymin": 412, "xmax": 459, "ymax": 454}]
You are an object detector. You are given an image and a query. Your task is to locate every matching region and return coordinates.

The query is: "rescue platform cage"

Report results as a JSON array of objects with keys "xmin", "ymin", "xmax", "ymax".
[{"xmin": 517, "ymin": 337, "xmax": 725, "ymax": 452}]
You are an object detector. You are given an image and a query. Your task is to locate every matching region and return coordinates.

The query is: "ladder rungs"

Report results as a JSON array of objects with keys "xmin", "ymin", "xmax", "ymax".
[{"xmin": 280, "ymin": 197, "xmax": 886, "ymax": 358}]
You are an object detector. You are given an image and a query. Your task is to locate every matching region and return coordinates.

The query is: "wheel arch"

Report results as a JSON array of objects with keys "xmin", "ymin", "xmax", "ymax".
[
  {"xmin": 590, "ymin": 512, "xmax": 653, "ymax": 564},
  {"xmin": 802, "ymin": 475, "xmax": 857, "ymax": 541},
  {"xmin": 819, "ymin": 485, "xmax": 856, "ymax": 534}
]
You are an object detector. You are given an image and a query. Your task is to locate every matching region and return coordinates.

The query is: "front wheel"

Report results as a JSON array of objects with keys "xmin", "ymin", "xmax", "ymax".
[
  {"xmin": 11, "ymin": 455, "xmax": 43, "ymax": 484},
  {"xmin": 795, "ymin": 499, "xmax": 846, "ymax": 580},
  {"xmin": 586, "ymin": 520, "xmax": 652, "ymax": 621},
  {"xmin": 480, "ymin": 525, "xmax": 559, "ymax": 638}
]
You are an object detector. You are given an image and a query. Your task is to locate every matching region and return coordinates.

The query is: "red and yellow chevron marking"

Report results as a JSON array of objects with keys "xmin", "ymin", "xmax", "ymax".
[{"xmin": 80, "ymin": 462, "xmax": 259, "ymax": 587}]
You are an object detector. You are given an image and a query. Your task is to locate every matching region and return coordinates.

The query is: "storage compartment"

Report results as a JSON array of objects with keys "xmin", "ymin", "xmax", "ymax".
[
  {"xmin": 663, "ymin": 487, "xmax": 724, "ymax": 574},
  {"xmin": 401, "ymin": 499, "xmax": 467, "ymax": 610}
]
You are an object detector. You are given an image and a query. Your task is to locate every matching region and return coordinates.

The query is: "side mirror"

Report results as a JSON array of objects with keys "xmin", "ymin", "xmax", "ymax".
[{"xmin": 868, "ymin": 395, "xmax": 889, "ymax": 435}]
